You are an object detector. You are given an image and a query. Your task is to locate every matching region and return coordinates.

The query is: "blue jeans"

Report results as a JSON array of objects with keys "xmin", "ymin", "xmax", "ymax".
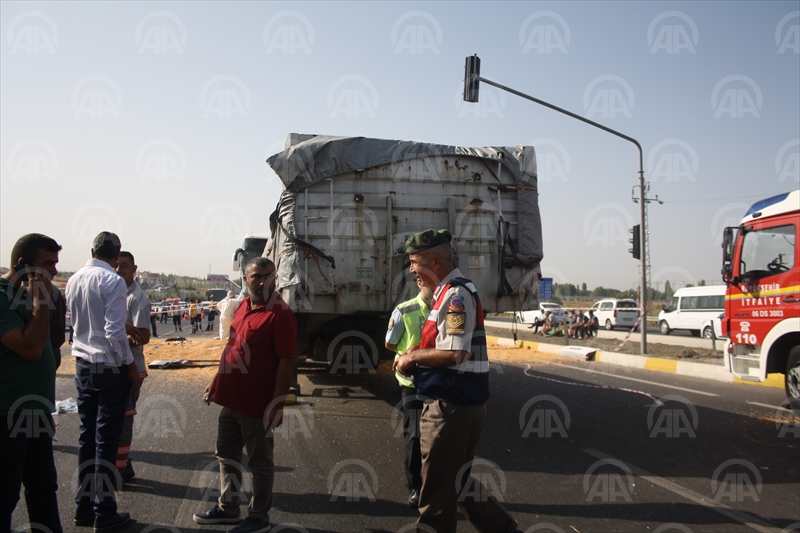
[
  {"xmin": 74, "ymin": 360, "xmax": 130, "ymax": 519},
  {"xmin": 0, "ymin": 412, "xmax": 62, "ymax": 533}
]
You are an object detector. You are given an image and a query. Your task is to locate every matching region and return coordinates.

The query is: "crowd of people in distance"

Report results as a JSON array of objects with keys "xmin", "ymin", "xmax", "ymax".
[{"xmin": 528, "ymin": 309, "xmax": 598, "ymax": 339}]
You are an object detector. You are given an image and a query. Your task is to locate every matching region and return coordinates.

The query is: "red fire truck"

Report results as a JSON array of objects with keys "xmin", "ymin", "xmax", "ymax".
[{"xmin": 721, "ymin": 190, "xmax": 800, "ymax": 410}]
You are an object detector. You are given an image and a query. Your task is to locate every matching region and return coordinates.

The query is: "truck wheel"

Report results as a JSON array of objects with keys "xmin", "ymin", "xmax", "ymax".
[
  {"xmin": 660, "ymin": 321, "xmax": 671, "ymax": 335},
  {"xmin": 703, "ymin": 326, "xmax": 715, "ymax": 340},
  {"xmin": 785, "ymin": 347, "xmax": 800, "ymax": 413},
  {"xmin": 605, "ymin": 319, "xmax": 613, "ymax": 331}
]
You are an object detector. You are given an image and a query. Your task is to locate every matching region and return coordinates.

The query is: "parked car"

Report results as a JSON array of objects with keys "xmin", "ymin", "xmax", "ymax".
[
  {"xmin": 588, "ymin": 298, "xmax": 640, "ymax": 331},
  {"xmin": 701, "ymin": 313, "xmax": 727, "ymax": 340},
  {"xmin": 515, "ymin": 302, "xmax": 568, "ymax": 325},
  {"xmin": 657, "ymin": 285, "xmax": 726, "ymax": 336}
]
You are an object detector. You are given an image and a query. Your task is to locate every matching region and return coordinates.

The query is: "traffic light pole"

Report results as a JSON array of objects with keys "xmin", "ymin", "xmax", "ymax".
[{"xmin": 466, "ymin": 69, "xmax": 648, "ymax": 354}]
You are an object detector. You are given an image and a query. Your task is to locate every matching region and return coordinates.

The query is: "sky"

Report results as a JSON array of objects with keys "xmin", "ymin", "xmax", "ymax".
[{"xmin": 1, "ymin": 1, "xmax": 798, "ymax": 292}]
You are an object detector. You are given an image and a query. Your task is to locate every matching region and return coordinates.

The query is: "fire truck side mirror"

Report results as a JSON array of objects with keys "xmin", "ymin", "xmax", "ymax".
[{"xmin": 721, "ymin": 227, "xmax": 734, "ymax": 283}]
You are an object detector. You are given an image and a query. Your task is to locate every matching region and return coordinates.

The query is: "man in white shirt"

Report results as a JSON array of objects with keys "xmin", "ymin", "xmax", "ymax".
[{"xmin": 66, "ymin": 232, "xmax": 141, "ymax": 532}]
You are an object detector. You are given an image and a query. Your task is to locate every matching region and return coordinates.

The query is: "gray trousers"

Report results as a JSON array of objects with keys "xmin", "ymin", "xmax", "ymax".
[
  {"xmin": 215, "ymin": 407, "xmax": 275, "ymax": 521},
  {"xmin": 417, "ymin": 401, "xmax": 517, "ymax": 533}
]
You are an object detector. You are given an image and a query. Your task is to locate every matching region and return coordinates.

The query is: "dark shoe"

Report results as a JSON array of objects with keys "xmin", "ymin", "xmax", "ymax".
[
  {"xmin": 193, "ymin": 505, "xmax": 241, "ymax": 525},
  {"xmin": 93, "ymin": 512, "xmax": 130, "ymax": 532},
  {"xmin": 228, "ymin": 517, "xmax": 271, "ymax": 533},
  {"xmin": 118, "ymin": 461, "xmax": 135, "ymax": 481},
  {"xmin": 74, "ymin": 509, "xmax": 95, "ymax": 527},
  {"xmin": 408, "ymin": 489, "xmax": 420, "ymax": 508}
]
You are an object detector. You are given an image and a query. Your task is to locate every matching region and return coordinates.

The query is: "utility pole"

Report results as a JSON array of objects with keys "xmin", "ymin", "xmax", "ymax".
[{"xmin": 462, "ymin": 54, "xmax": 652, "ymax": 355}]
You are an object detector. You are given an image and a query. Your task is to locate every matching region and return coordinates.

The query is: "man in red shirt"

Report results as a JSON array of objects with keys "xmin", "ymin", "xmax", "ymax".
[{"xmin": 194, "ymin": 257, "xmax": 296, "ymax": 533}]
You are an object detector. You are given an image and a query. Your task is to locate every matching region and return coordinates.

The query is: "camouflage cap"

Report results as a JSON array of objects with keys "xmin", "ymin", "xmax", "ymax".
[{"xmin": 406, "ymin": 229, "xmax": 452, "ymax": 255}]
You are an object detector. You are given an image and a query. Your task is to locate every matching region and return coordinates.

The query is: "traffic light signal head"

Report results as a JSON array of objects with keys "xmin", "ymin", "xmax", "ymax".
[
  {"xmin": 463, "ymin": 54, "xmax": 480, "ymax": 103},
  {"xmin": 629, "ymin": 225, "xmax": 641, "ymax": 259}
]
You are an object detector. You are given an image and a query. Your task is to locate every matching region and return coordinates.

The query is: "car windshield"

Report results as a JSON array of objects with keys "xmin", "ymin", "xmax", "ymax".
[{"xmin": 617, "ymin": 300, "xmax": 638, "ymax": 308}]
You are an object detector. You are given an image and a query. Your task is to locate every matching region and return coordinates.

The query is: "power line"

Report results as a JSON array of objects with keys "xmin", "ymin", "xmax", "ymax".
[{"xmin": 662, "ymin": 194, "xmax": 765, "ymax": 204}]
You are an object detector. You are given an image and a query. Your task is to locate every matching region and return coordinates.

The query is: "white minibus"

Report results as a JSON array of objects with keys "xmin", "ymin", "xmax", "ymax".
[{"xmin": 657, "ymin": 285, "xmax": 726, "ymax": 336}]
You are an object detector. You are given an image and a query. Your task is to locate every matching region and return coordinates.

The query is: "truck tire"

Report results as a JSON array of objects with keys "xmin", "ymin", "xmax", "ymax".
[
  {"xmin": 605, "ymin": 319, "xmax": 613, "ymax": 331},
  {"xmin": 785, "ymin": 347, "xmax": 800, "ymax": 413},
  {"xmin": 659, "ymin": 320, "xmax": 671, "ymax": 335}
]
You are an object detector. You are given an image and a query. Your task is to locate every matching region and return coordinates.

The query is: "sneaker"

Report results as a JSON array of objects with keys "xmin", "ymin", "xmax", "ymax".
[
  {"xmin": 93, "ymin": 512, "xmax": 131, "ymax": 532},
  {"xmin": 193, "ymin": 505, "xmax": 241, "ymax": 525},
  {"xmin": 228, "ymin": 517, "xmax": 271, "ymax": 533},
  {"xmin": 408, "ymin": 489, "xmax": 420, "ymax": 508},
  {"xmin": 74, "ymin": 509, "xmax": 94, "ymax": 527}
]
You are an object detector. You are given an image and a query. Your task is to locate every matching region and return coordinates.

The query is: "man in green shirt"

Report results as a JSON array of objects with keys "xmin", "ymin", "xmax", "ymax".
[
  {"xmin": 0, "ymin": 233, "xmax": 63, "ymax": 533},
  {"xmin": 385, "ymin": 278, "xmax": 432, "ymax": 509}
]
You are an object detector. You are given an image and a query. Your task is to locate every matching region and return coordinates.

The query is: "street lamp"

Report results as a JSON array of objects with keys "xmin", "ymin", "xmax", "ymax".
[{"xmin": 463, "ymin": 54, "xmax": 650, "ymax": 355}]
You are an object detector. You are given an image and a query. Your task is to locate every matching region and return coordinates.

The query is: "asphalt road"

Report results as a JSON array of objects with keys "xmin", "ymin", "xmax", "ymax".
[{"xmin": 14, "ymin": 352, "xmax": 799, "ymax": 533}]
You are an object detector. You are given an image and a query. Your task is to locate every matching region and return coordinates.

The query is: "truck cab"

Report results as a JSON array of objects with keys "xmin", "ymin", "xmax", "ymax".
[{"xmin": 721, "ymin": 191, "xmax": 800, "ymax": 409}]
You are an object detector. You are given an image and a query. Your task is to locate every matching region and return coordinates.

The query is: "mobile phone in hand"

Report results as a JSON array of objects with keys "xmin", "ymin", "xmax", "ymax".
[{"xmin": 13, "ymin": 259, "xmax": 34, "ymax": 283}]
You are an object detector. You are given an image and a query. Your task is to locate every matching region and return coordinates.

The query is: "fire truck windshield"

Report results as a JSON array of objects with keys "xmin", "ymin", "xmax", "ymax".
[{"xmin": 739, "ymin": 224, "xmax": 796, "ymax": 282}]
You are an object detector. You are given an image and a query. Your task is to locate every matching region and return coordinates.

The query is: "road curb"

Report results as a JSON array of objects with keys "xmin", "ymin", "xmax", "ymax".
[{"xmin": 485, "ymin": 336, "xmax": 784, "ymax": 389}]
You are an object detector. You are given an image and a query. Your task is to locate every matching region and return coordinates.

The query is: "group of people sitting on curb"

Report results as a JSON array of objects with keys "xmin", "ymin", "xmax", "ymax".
[{"xmin": 528, "ymin": 309, "xmax": 598, "ymax": 339}]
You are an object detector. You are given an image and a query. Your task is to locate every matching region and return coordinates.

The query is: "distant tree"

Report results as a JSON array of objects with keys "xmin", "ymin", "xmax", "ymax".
[
  {"xmin": 699, "ymin": 280, "xmax": 706, "ymax": 286},
  {"xmin": 664, "ymin": 280, "xmax": 673, "ymax": 300}
]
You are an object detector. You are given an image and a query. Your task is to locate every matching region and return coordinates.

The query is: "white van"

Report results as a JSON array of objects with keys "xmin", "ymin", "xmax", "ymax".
[{"xmin": 658, "ymin": 285, "xmax": 726, "ymax": 336}]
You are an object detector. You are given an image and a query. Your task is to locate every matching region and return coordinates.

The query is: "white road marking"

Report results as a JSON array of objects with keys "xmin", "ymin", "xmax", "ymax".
[
  {"xmin": 582, "ymin": 449, "xmax": 783, "ymax": 533},
  {"xmin": 545, "ymin": 361, "xmax": 719, "ymax": 397},
  {"xmin": 746, "ymin": 400, "xmax": 785, "ymax": 410}
]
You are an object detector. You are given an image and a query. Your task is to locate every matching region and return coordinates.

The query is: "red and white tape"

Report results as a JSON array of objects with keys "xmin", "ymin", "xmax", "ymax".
[
  {"xmin": 612, "ymin": 310, "xmax": 644, "ymax": 353},
  {"xmin": 524, "ymin": 363, "xmax": 663, "ymax": 406}
]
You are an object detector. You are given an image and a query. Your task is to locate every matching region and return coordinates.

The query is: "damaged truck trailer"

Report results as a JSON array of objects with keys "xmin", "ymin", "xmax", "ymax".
[{"xmin": 260, "ymin": 133, "xmax": 543, "ymax": 371}]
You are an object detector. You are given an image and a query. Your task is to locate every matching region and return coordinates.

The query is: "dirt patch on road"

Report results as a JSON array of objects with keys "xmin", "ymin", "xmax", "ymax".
[{"xmin": 484, "ymin": 325, "xmax": 725, "ymax": 366}]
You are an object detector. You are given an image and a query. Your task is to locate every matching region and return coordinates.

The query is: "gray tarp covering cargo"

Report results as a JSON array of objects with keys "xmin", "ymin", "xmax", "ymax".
[{"xmin": 264, "ymin": 133, "xmax": 542, "ymax": 315}]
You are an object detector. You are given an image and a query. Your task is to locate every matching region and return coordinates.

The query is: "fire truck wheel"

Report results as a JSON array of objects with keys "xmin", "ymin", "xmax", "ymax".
[{"xmin": 786, "ymin": 347, "xmax": 800, "ymax": 413}]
